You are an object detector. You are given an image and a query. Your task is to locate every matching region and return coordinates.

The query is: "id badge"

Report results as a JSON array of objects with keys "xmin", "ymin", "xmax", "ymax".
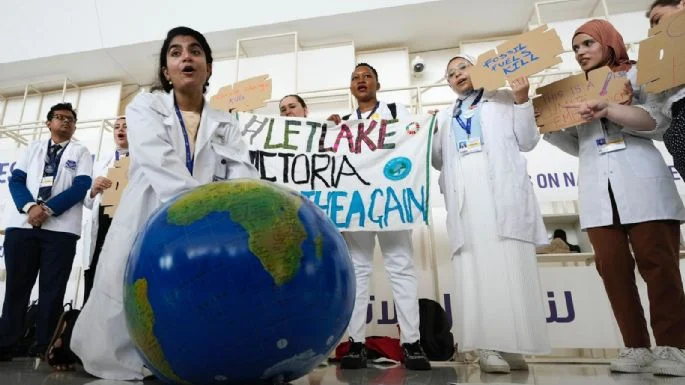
[
  {"xmin": 596, "ymin": 134, "xmax": 626, "ymax": 154},
  {"xmin": 40, "ymin": 176, "xmax": 54, "ymax": 188},
  {"xmin": 458, "ymin": 138, "xmax": 483, "ymax": 155}
]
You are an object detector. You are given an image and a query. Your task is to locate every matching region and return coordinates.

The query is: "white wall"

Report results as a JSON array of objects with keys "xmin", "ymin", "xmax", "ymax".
[
  {"xmin": 0, "ymin": 0, "xmax": 437, "ymax": 64},
  {"xmin": 207, "ymin": 43, "xmax": 356, "ymax": 120}
]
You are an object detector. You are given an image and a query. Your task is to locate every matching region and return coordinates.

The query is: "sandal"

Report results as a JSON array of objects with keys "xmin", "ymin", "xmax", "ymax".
[{"xmin": 46, "ymin": 305, "xmax": 81, "ymax": 370}]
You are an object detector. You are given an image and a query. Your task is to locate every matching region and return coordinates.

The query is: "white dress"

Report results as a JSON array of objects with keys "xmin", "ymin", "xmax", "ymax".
[{"xmin": 449, "ymin": 106, "xmax": 550, "ymax": 355}]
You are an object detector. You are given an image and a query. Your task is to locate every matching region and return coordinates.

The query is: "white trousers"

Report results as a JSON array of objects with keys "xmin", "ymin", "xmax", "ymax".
[{"xmin": 343, "ymin": 230, "xmax": 420, "ymax": 344}]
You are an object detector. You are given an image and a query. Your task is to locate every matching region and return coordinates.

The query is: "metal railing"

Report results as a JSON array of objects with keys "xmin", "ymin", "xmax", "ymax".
[{"xmin": 0, "ymin": 117, "xmax": 119, "ymax": 160}]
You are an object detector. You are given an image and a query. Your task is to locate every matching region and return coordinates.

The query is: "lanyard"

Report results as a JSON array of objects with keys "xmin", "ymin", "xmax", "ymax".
[
  {"xmin": 356, "ymin": 102, "xmax": 380, "ymax": 120},
  {"xmin": 45, "ymin": 140, "xmax": 67, "ymax": 176},
  {"xmin": 114, "ymin": 150, "xmax": 128, "ymax": 161},
  {"xmin": 453, "ymin": 89, "xmax": 484, "ymax": 136},
  {"xmin": 174, "ymin": 103, "xmax": 194, "ymax": 175}
]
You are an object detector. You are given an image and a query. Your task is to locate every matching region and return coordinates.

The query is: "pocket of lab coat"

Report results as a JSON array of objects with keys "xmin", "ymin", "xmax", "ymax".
[{"xmin": 625, "ymin": 142, "xmax": 672, "ymax": 179}]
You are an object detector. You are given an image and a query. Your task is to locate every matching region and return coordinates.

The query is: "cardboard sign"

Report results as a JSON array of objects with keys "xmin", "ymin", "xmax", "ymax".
[
  {"xmin": 101, "ymin": 156, "xmax": 130, "ymax": 217},
  {"xmin": 469, "ymin": 25, "xmax": 564, "ymax": 91},
  {"xmin": 209, "ymin": 74, "xmax": 272, "ymax": 112},
  {"xmin": 533, "ymin": 66, "xmax": 630, "ymax": 133},
  {"xmin": 637, "ymin": 8, "xmax": 685, "ymax": 93}
]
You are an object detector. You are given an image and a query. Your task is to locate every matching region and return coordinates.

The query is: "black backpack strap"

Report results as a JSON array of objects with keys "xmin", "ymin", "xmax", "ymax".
[
  {"xmin": 345, "ymin": 103, "xmax": 395, "ymax": 120},
  {"xmin": 388, "ymin": 103, "xmax": 397, "ymax": 120}
]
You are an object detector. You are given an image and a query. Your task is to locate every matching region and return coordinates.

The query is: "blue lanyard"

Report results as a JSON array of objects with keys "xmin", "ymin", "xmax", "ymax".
[
  {"xmin": 45, "ymin": 140, "xmax": 67, "ymax": 176},
  {"xmin": 174, "ymin": 104, "xmax": 194, "ymax": 175},
  {"xmin": 453, "ymin": 89, "xmax": 484, "ymax": 137},
  {"xmin": 114, "ymin": 151, "xmax": 128, "ymax": 161},
  {"xmin": 455, "ymin": 115, "xmax": 472, "ymax": 136},
  {"xmin": 356, "ymin": 102, "xmax": 380, "ymax": 120}
]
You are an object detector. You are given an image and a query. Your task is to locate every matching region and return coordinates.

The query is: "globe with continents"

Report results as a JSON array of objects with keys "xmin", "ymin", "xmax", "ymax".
[{"xmin": 123, "ymin": 179, "xmax": 355, "ymax": 385}]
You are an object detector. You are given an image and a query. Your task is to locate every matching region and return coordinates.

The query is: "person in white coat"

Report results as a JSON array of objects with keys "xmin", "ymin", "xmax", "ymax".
[
  {"xmin": 0, "ymin": 103, "xmax": 92, "ymax": 361},
  {"xmin": 279, "ymin": 94, "xmax": 308, "ymax": 118},
  {"xmin": 81, "ymin": 116, "xmax": 128, "ymax": 303},
  {"xmin": 645, "ymin": 0, "xmax": 685, "ymax": 179},
  {"xmin": 327, "ymin": 63, "xmax": 431, "ymax": 371},
  {"xmin": 431, "ymin": 54, "xmax": 551, "ymax": 373},
  {"xmin": 45, "ymin": 26, "xmax": 258, "ymax": 377},
  {"xmin": 544, "ymin": 19, "xmax": 685, "ymax": 376}
]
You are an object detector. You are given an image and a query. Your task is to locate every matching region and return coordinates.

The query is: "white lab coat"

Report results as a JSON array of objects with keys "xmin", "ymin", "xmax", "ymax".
[
  {"xmin": 71, "ymin": 91, "xmax": 258, "ymax": 380},
  {"xmin": 544, "ymin": 67, "xmax": 685, "ymax": 229},
  {"xmin": 658, "ymin": 86, "xmax": 685, "ymax": 120},
  {"xmin": 4, "ymin": 139, "xmax": 93, "ymax": 236},
  {"xmin": 81, "ymin": 152, "xmax": 115, "ymax": 268},
  {"xmin": 432, "ymin": 89, "xmax": 548, "ymax": 257}
]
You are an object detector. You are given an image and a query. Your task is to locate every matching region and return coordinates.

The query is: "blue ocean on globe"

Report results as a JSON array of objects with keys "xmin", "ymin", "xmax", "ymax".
[{"xmin": 123, "ymin": 179, "xmax": 355, "ymax": 385}]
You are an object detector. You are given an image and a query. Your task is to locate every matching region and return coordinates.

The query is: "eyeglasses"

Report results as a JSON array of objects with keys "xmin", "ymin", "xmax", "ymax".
[
  {"xmin": 446, "ymin": 63, "xmax": 471, "ymax": 78},
  {"xmin": 52, "ymin": 114, "xmax": 76, "ymax": 124}
]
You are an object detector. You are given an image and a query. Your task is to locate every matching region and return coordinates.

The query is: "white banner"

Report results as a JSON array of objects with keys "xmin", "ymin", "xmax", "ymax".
[{"xmin": 238, "ymin": 113, "xmax": 436, "ymax": 232}]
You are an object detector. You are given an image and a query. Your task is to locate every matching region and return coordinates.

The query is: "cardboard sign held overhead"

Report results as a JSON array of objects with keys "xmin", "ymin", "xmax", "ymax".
[
  {"xmin": 533, "ymin": 66, "xmax": 631, "ymax": 133},
  {"xmin": 637, "ymin": 7, "xmax": 685, "ymax": 93},
  {"xmin": 468, "ymin": 25, "xmax": 564, "ymax": 91},
  {"xmin": 209, "ymin": 74, "xmax": 272, "ymax": 112},
  {"xmin": 101, "ymin": 156, "xmax": 130, "ymax": 217}
]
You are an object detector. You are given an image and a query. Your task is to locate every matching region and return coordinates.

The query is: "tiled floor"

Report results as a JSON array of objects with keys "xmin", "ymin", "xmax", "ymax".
[{"xmin": 1, "ymin": 359, "xmax": 684, "ymax": 385}]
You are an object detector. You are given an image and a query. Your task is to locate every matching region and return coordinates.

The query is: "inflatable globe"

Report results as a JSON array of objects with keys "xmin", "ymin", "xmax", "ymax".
[{"xmin": 123, "ymin": 179, "xmax": 355, "ymax": 385}]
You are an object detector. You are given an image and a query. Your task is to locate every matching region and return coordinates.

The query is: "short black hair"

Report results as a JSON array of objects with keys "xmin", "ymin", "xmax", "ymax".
[
  {"xmin": 47, "ymin": 103, "xmax": 77, "ymax": 122},
  {"xmin": 552, "ymin": 229, "xmax": 567, "ymax": 241},
  {"xmin": 354, "ymin": 63, "xmax": 379, "ymax": 81},
  {"xmin": 157, "ymin": 26, "xmax": 213, "ymax": 94},
  {"xmin": 646, "ymin": 0, "xmax": 681, "ymax": 16},
  {"xmin": 279, "ymin": 94, "xmax": 307, "ymax": 109}
]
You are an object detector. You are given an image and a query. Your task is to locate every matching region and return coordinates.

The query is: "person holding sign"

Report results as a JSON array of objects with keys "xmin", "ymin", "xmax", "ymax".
[
  {"xmin": 45, "ymin": 27, "xmax": 257, "ymax": 378},
  {"xmin": 431, "ymin": 54, "xmax": 550, "ymax": 374},
  {"xmin": 279, "ymin": 94, "xmax": 308, "ymax": 118},
  {"xmin": 544, "ymin": 19, "xmax": 685, "ymax": 376},
  {"xmin": 0, "ymin": 103, "xmax": 92, "ymax": 362},
  {"xmin": 81, "ymin": 116, "xmax": 129, "ymax": 304},
  {"xmin": 645, "ymin": 0, "xmax": 685, "ymax": 179},
  {"xmin": 329, "ymin": 63, "xmax": 431, "ymax": 371}
]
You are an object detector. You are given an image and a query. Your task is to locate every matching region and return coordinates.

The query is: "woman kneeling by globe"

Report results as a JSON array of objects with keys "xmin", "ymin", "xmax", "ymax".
[{"xmin": 45, "ymin": 26, "xmax": 356, "ymax": 385}]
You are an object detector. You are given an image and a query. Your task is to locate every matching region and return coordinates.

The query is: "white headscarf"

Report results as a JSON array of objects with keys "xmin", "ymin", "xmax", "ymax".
[{"xmin": 450, "ymin": 53, "xmax": 476, "ymax": 66}]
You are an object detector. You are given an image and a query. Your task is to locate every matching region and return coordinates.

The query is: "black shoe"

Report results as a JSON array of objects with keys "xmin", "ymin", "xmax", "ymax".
[
  {"xmin": 0, "ymin": 345, "xmax": 13, "ymax": 362},
  {"xmin": 340, "ymin": 338, "xmax": 367, "ymax": 369},
  {"xmin": 28, "ymin": 344, "xmax": 48, "ymax": 359},
  {"xmin": 402, "ymin": 341, "xmax": 431, "ymax": 370}
]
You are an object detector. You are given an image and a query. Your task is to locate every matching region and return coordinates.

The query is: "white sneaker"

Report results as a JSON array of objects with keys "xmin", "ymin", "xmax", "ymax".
[
  {"xmin": 479, "ymin": 350, "xmax": 510, "ymax": 374},
  {"xmin": 500, "ymin": 352, "xmax": 529, "ymax": 371},
  {"xmin": 142, "ymin": 366, "xmax": 155, "ymax": 379},
  {"xmin": 610, "ymin": 348, "xmax": 656, "ymax": 373},
  {"xmin": 651, "ymin": 346, "xmax": 685, "ymax": 377}
]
